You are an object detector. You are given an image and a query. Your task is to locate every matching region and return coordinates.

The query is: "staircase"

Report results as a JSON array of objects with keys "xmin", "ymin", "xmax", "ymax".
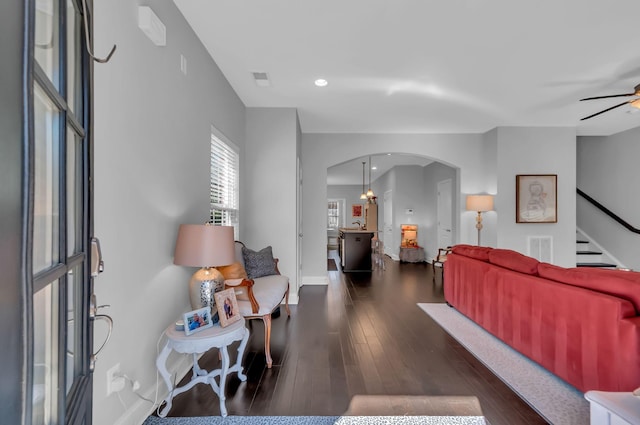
[{"xmin": 576, "ymin": 230, "xmax": 617, "ymax": 269}]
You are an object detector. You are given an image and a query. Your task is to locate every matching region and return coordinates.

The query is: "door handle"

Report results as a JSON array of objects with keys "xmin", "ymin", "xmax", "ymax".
[
  {"xmin": 90, "ymin": 313, "xmax": 113, "ymax": 371},
  {"xmin": 90, "ymin": 237, "xmax": 104, "ymax": 276},
  {"xmin": 89, "ymin": 293, "xmax": 110, "ymax": 319}
]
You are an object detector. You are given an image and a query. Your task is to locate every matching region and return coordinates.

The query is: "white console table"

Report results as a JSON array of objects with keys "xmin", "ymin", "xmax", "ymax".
[
  {"xmin": 585, "ymin": 391, "xmax": 640, "ymax": 425},
  {"xmin": 156, "ymin": 318, "xmax": 249, "ymax": 417}
]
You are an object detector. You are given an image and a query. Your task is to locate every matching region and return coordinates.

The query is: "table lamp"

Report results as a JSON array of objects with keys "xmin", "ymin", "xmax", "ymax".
[
  {"xmin": 173, "ymin": 224, "xmax": 235, "ymax": 313},
  {"xmin": 466, "ymin": 195, "xmax": 494, "ymax": 246}
]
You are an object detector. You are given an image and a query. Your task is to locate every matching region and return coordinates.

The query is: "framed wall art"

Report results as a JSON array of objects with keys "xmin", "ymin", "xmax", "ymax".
[
  {"xmin": 516, "ymin": 174, "xmax": 557, "ymax": 223},
  {"xmin": 351, "ymin": 204, "xmax": 363, "ymax": 218}
]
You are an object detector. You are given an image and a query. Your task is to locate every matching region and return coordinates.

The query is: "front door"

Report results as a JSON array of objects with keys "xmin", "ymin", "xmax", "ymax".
[{"xmin": 0, "ymin": 0, "xmax": 95, "ymax": 423}]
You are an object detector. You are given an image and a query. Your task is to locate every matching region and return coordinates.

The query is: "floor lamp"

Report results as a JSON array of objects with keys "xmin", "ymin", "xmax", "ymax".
[{"xmin": 466, "ymin": 195, "xmax": 494, "ymax": 246}]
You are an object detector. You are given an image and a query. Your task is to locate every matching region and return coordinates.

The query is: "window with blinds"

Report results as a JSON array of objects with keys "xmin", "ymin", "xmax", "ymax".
[
  {"xmin": 210, "ymin": 133, "xmax": 239, "ymax": 234},
  {"xmin": 328, "ymin": 200, "xmax": 339, "ymax": 229}
]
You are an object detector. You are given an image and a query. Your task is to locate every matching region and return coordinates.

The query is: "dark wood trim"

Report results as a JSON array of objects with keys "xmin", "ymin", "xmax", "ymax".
[{"xmin": 577, "ymin": 188, "xmax": 640, "ymax": 234}]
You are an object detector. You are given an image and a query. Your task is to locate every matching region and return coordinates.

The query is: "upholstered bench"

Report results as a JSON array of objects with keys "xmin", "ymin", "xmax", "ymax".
[{"xmin": 221, "ymin": 241, "xmax": 290, "ymax": 368}]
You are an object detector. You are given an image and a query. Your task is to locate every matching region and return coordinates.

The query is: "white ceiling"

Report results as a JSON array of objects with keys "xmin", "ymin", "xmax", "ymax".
[{"xmin": 173, "ymin": 0, "xmax": 640, "ymax": 183}]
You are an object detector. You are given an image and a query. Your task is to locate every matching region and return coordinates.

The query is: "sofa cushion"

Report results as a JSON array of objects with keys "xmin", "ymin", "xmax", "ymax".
[
  {"xmin": 242, "ymin": 246, "xmax": 278, "ymax": 279},
  {"xmin": 538, "ymin": 263, "xmax": 640, "ymax": 312},
  {"xmin": 451, "ymin": 244, "xmax": 492, "ymax": 261},
  {"xmin": 488, "ymin": 249, "xmax": 539, "ymax": 275},
  {"xmin": 217, "ymin": 262, "xmax": 247, "ymax": 280},
  {"xmin": 235, "ymin": 274, "xmax": 289, "ymax": 316}
]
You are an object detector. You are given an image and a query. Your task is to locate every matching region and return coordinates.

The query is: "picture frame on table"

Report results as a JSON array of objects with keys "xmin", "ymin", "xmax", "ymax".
[
  {"xmin": 214, "ymin": 288, "xmax": 242, "ymax": 328},
  {"xmin": 516, "ymin": 174, "xmax": 558, "ymax": 223},
  {"xmin": 352, "ymin": 204, "xmax": 363, "ymax": 218},
  {"xmin": 183, "ymin": 306, "xmax": 214, "ymax": 336}
]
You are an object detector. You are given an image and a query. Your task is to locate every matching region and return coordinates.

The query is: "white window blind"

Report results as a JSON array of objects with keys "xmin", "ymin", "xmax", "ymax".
[
  {"xmin": 328, "ymin": 201, "xmax": 339, "ymax": 229},
  {"xmin": 210, "ymin": 133, "xmax": 239, "ymax": 233}
]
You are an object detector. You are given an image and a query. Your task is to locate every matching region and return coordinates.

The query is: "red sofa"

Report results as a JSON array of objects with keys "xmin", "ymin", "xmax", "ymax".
[{"xmin": 444, "ymin": 244, "xmax": 640, "ymax": 393}]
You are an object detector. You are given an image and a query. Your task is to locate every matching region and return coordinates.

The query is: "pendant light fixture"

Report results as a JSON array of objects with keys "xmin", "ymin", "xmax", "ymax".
[
  {"xmin": 366, "ymin": 155, "xmax": 375, "ymax": 199},
  {"xmin": 360, "ymin": 161, "xmax": 367, "ymax": 199}
]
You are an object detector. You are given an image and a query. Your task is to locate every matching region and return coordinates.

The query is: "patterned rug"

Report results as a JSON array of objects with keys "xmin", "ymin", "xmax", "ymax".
[
  {"xmin": 144, "ymin": 416, "xmax": 485, "ymax": 425},
  {"xmin": 417, "ymin": 303, "xmax": 590, "ymax": 425}
]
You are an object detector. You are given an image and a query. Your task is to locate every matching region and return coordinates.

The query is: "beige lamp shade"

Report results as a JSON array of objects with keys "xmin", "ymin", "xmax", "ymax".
[
  {"xmin": 173, "ymin": 224, "xmax": 235, "ymax": 267},
  {"xmin": 466, "ymin": 195, "xmax": 494, "ymax": 212}
]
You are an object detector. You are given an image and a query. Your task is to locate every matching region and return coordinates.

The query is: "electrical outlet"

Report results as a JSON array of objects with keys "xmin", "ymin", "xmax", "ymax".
[{"xmin": 106, "ymin": 363, "xmax": 125, "ymax": 396}]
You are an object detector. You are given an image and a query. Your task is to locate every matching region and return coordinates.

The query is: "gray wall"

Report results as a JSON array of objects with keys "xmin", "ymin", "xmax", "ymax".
[
  {"xmin": 422, "ymin": 162, "xmax": 458, "ymax": 259},
  {"xmin": 369, "ymin": 162, "xmax": 456, "ymax": 261},
  {"xmin": 495, "ymin": 127, "xmax": 576, "ymax": 267},
  {"xmin": 93, "ymin": 1, "xmax": 245, "ymax": 424},
  {"xmin": 244, "ymin": 108, "xmax": 300, "ymax": 300},
  {"xmin": 578, "ymin": 128, "xmax": 640, "ymax": 270},
  {"xmin": 379, "ymin": 165, "xmax": 429, "ymax": 259}
]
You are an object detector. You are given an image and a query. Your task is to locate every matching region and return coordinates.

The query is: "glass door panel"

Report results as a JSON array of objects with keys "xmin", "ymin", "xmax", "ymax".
[
  {"xmin": 67, "ymin": 126, "xmax": 83, "ymax": 256},
  {"xmin": 32, "ymin": 280, "xmax": 61, "ymax": 425},
  {"xmin": 66, "ymin": 0, "xmax": 83, "ymax": 118},
  {"xmin": 35, "ymin": 0, "xmax": 60, "ymax": 89},
  {"xmin": 66, "ymin": 266, "xmax": 82, "ymax": 394},
  {"xmin": 33, "ymin": 83, "xmax": 61, "ymax": 274},
  {"xmin": 29, "ymin": 0, "xmax": 93, "ymax": 423}
]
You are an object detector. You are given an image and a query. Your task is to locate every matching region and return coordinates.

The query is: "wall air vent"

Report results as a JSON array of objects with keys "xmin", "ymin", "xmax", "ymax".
[
  {"xmin": 527, "ymin": 236, "xmax": 553, "ymax": 263},
  {"xmin": 252, "ymin": 72, "xmax": 271, "ymax": 87}
]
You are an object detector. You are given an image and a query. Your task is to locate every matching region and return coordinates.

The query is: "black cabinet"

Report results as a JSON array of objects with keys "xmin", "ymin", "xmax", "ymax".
[{"xmin": 340, "ymin": 231, "xmax": 373, "ymax": 272}]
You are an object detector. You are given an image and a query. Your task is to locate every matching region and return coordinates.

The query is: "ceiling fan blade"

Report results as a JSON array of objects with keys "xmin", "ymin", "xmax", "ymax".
[
  {"xmin": 580, "ymin": 100, "xmax": 631, "ymax": 121},
  {"xmin": 580, "ymin": 93, "xmax": 636, "ymax": 101}
]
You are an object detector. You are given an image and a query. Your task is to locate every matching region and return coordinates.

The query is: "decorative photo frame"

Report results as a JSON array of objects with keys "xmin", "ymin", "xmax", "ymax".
[
  {"xmin": 516, "ymin": 174, "xmax": 558, "ymax": 223},
  {"xmin": 183, "ymin": 306, "xmax": 214, "ymax": 336},
  {"xmin": 214, "ymin": 288, "xmax": 242, "ymax": 327},
  {"xmin": 351, "ymin": 204, "xmax": 363, "ymax": 218}
]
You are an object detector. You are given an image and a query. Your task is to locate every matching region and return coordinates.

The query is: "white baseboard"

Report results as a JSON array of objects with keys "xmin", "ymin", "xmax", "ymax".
[
  {"xmin": 388, "ymin": 254, "xmax": 400, "ymax": 261},
  {"xmin": 285, "ymin": 292, "xmax": 299, "ymax": 305},
  {"xmin": 301, "ymin": 275, "xmax": 329, "ymax": 286},
  {"xmin": 113, "ymin": 349, "xmax": 195, "ymax": 425}
]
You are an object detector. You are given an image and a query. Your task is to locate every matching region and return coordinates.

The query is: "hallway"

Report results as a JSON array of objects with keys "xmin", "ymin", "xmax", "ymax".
[{"xmin": 158, "ymin": 252, "xmax": 545, "ymax": 424}]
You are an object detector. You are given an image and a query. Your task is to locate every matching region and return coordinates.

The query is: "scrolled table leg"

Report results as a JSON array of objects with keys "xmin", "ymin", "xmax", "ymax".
[{"xmin": 156, "ymin": 342, "xmax": 174, "ymax": 417}]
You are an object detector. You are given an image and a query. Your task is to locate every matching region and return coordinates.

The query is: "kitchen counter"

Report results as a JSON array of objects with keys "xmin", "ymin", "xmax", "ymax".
[
  {"xmin": 339, "ymin": 227, "xmax": 377, "ymax": 233},
  {"xmin": 339, "ymin": 229, "xmax": 375, "ymax": 272}
]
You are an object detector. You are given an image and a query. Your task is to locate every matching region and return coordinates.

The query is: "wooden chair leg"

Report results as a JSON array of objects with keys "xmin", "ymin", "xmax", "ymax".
[
  {"xmin": 262, "ymin": 314, "xmax": 273, "ymax": 368},
  {"xmin": 284, "ymin": 285, "xmax": 291, "ymax": 317}
]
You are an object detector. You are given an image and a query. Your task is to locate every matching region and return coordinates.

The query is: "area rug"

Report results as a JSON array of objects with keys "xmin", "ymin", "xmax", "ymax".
[
  {"xmin": 417, "ymin": 303, "xmax": 589, "ymax": 425},
  {"xmin": 144, "ymin": 416, "xmax": 485, "ymax": 425}
]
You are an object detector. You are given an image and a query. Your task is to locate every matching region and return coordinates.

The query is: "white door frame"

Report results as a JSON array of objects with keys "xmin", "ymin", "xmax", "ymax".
[{"xmin": 437, "ymin": 179, "xmax": 453, "ymax": 254}]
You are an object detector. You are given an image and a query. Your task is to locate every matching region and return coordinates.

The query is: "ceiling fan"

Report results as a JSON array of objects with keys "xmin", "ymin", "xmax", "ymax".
[{"xmin": 580, "ymin": 83, "xmax": 640, "ymax": 120}]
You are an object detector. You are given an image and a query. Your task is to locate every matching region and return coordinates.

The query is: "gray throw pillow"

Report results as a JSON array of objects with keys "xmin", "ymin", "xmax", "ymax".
[{"xmin": 242, "ymin": 246, "xmax": 277, "ymax": 279}]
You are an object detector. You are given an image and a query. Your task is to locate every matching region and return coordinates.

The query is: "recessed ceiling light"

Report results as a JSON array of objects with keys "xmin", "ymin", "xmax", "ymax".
[
  {"xmin": 314, "ymin": 78, "xmax": 328, "ymax": 87},
  {"xmin": 372, "ymin": 166, "xmax": 377, "ymax": 170}
]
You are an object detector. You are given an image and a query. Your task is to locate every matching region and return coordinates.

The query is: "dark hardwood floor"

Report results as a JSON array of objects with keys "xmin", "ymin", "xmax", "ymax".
[{"xmin": 156, "ymin": 251, "xmax": 547, "ymax": 424}]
